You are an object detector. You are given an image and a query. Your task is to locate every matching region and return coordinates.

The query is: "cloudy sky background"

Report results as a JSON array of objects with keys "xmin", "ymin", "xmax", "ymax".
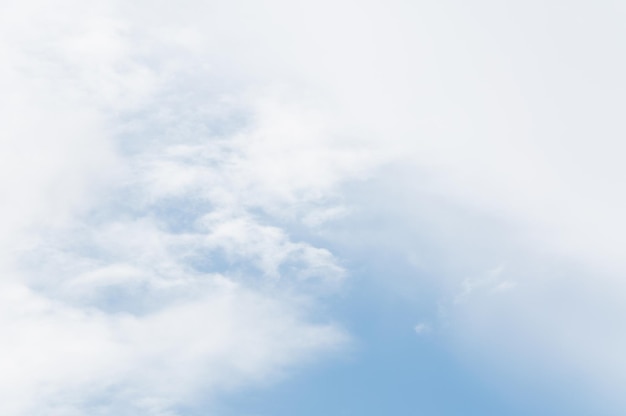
[{"xmin": 2, "ymin": 0, "xmax": 626, "ymax": 414}]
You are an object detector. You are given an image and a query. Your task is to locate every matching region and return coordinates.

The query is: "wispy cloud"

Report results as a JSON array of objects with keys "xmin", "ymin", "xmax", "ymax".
[
  {"xmin": 5, "ymin": 0, "xmax": 626, "ymax": 414},
  {"xmin": 0, "ymin": 1, "xmax": 381, "ymax": 413}
]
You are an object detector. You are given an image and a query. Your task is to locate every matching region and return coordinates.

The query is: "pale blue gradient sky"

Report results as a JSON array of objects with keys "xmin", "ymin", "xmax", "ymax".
[{"xmin": 2, "ymin": 1, "xmax": 626, "ymax": 415}]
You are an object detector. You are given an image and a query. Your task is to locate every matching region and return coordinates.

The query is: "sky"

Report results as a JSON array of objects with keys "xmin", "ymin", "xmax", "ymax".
[{"xmin": 2, "ymin": 0, "xmax": 626, "ymax": 415}]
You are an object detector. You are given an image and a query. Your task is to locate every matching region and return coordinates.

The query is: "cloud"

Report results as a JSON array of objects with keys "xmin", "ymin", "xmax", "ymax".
[
  {"xmin": 413, "ymin": 322, "xmax": 431, "ymax": 335},
  {"xmin": 0, "ymin": 278, "xmax": 345, "ymax": 415},
  {"xmin": 0, "ymin": 0, "xmax": 381, "ymax": 413},
  {"xmin": 337, "ymin": 0, "xmax": 626, "ymax": 408},
  {"xmin": 5, "ymin": 0, "xmax": 626, "ymax": 413}
]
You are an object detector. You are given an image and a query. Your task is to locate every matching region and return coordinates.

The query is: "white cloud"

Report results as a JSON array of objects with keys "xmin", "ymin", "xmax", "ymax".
[
  {"xmin": 5, "ymin": 0, "xmax": 626, "ymax": 413},
  {"xmin": 414, "ymin": 322, "xmax": 431, "ymax": 335},
  {"xmin": 336, "ymin": 1, "xmax": 626, "ymax": 409},
  {"xmin": 0, "ymin": 1, "xmax": 378, "ymax": 413},
  {"xmin": 0, "ymin": 278, "xmax": 345, "ymax": 415}
]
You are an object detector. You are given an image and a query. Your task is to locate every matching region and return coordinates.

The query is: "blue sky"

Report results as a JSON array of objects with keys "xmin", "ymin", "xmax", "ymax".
[
  {"xmin": 210, "ymin": 180, "xmax": 615, "ymax": 416},
  {"xmin": 2, "ymin": 0, "xmax": 626, "ymax": 415}
]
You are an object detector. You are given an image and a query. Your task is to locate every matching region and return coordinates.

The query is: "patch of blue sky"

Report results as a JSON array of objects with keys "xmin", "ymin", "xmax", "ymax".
[
  {"xmin": 113, "ymin": 81, "xmax": 253, "ymax": 155},
  {"xmin": 208, "ymin": 270, "xmax": 600, "ymax": 416},
  {"xmin": 148, "ymin": 196, "xmax": 214, "ymax": 234},
  {"xmin": 207, "ymin": 246, "xmax": 603, "ymax": 416},
  {"xmin": 204, "ymin": 176, "xmax": 617, "ymax": 416}
]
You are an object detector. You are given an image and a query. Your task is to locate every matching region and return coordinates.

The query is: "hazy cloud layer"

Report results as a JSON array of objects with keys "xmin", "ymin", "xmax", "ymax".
[
  {"xmin": 0, "ymin": 1, "xmax": 373, "ymax": 413},
  {"xmin": 4, "ymin": 0, "xmax": 626, "ymax": 414}
]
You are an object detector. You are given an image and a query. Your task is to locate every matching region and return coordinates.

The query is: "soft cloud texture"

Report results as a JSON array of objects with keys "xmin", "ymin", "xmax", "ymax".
[
  {"xmin": 4, "ymin": 0, "xmax": 626, "ymax": 414},
  {"xmin": 0, "ymin": 1, "xmax": 377, "ymax": 413}
]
